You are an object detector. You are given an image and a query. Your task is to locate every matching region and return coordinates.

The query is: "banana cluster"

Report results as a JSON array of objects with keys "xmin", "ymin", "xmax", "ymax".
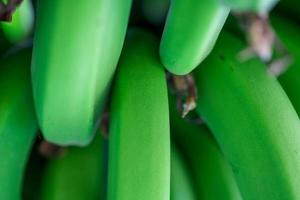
[{"xmin": 1, "ymin": 0, "xmax": 300, "ymax": 200}]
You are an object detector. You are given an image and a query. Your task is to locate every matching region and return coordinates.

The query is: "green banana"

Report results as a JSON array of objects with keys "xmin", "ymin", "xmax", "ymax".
[
  {"xmin": 1, "ymin": 0, "xmax": 34, "ymax": 43},
  {"xmin": 194, "ymin": 30, "xmax": 300, "ymax": 199},
  {"xmin": 40, "ymin": 131, "xmax": 105, "ymax": 200},
  {"xmin": 270, "ymin": 15, "xmax": 300, "ymax": 116},
  {"xmin": 169, "ymin": 95, "xmax": 242, "ymax": 200},
  {"xmin": 160, "ymin": 0, "xmax": 230, "ymax": 75},
  {"xmin": 0, "ymin": 48, "xmax": 38, "ymax": 200},
  {"xmin": 220, "ymin": 0, "xmax": 278, "ymax": 14},
  {"xmin": 108, "ymin": 29, "xmax": 170, "ymax": 200},
  {"xmin": 31, "ymin": 0, "xmax": 132, "ymax": 146},
  {"xmin": 171, "ymin": 144, "xmax": 196, "ymax": 200}
]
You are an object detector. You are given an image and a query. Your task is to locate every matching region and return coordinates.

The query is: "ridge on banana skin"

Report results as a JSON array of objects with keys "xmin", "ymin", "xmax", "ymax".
[
  {"xmin": 169, "ymin": 95, "xmax": 242, "ymax": 200},
  {"xmin": 270, "ymin": 15, "xmax": 300, "ymax": 117},
  {"xmin": 0, "ymin": 48, "xmax": 38, "ymax": 200},
  {"xmin": 160, "ymin": 0, "xmax": 230, "ymax": 75},
  {"xmin": 171, "ymin": 144, "xmax": 196, "ymax": 200},
  {"xmin": 40, "ymin": 131, "xmax": 106, "ymax": 200},
  {"xmin": 1, "ymin": 0, "xmax": 34, "ymax": 43},
  {"xmin": 31, "ymin": 0, "xmax": 132, "ymax": 146},
  {"xmin": 220, "ymin": 0, "xmax": 278, "ymax": 14},
  {"xmin": 194, "ymin": 31, "xmax": 300, "ymax": 200},
  {"xmin": 108, "ymin": 29, "xmax": 170, "ymax": 200}
]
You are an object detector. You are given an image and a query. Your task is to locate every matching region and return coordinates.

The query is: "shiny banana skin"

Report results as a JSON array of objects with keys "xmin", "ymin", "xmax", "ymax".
[
  {"xmin": 40, "ymin": 131, "xmax": 105, "ymax": 200},
  {"xmin": 194, "ymin": 31, "xmax": 300, "ymax": 200},
  {"xmin": 169, "ymin": 95, "xmax": 242, "ymax": 200},
  {"xmin": 0, "ymin": 49, "xmax": 38, "ymax": 200},
  {"xmin": 108, "ymin": 29, "xmax": 170, "ymax": 200},
  {"xmin": 270, "ymin": 15, "xmax": 300, "ymax": 116},
  {"xmin": 171, "ymin": 144, "xmax": 196, "ymax": 200},
  {"xmin": 220, "ymin": 0, "xmax": 278, "ymax": 14},
  {"xmin": 1, "ymin": 0, "xmax": 34, "ymax": 43},
  {"xmin": 31, "ymin": 0, "xmax": 132, "ymax": 146},
  {"xmin": 160, "ymin": 0, "xmax": 230, "ymax": 75}
]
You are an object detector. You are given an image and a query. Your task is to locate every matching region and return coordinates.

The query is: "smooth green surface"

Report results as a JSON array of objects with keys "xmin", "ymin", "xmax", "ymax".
[
  {"xmin": 108, "ymin": 29, "xmax": 170, "ymax": 200},
  {"xmin": 169, "ymin": 95, "xmax": 242, "ymax": 200},
  {"xmin": 0, "ymin": 49, "xmax": 38, "ymax": 200},
  {"xmin": 170, "ymin": 145, "xmax": 196, "ymax": 200},
  {"xmin": 41, "ymin": 132, "xmax": 105, "ymax": 200},
  {"xmin": 271, "ymin": 15, "xmax": 300, "ymax": 117},
  {"xmin": 32, "ymin": 0, "xmax": 132, "ymax": 146},
  {"xmin": 194, "ymin": 31, "xmax": 300, "ymax": 199},
  {"xmin": 1, "ymin": 0, "xmax": 34, "ymax": 43},
  {"xmin": 160, "ymin": 0, "xmax": 229, "ymax": 75},
  {"xmin": 221, "ymin": 0, "xmax": 278, "ymax": 13}
]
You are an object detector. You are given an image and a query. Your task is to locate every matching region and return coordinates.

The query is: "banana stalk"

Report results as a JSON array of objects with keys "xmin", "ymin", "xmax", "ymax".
[
  {"xmin": 0, "ymin": 48, "xmax": 38, "ymax": 199},
  {"xmin": 31, "ymin": 0, "xmax": 132, "ymax": 146},
  {"xmin": 194, "ymin": 30, "xmax": 300, "ymax": 199},
  {"xmin": 160, "ymin": 0, "xmax": 230, "ymax": 75},
  {"xmin": 108, "ymin": 29, "xmax": 170, "ymax": 200},
  {"xmin": 40, "ymin": 131, "xmax": 106, "ymax": 200}
]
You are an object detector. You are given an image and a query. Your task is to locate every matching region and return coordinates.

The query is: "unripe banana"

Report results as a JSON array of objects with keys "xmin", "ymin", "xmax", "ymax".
[
  {"xmin": 40, "ymin": 131, "xmax": 105, "ymax": 200},
  {"xmin": 169, "ymin": 95, "xmax": 242, "ymax": 200},
  {"xmin": 1, "ymin": 0, "xmax": 34, "ymax": 43},
  {"xmin": 108, "ymin": 29, "xmax": 170, "ymax": 200},
  {"xmin": 0, "ymin": 48, "xmax": 38, "ymax": 200},
  {"xmin": 31, "ymin": 0, "xmax": 132, "ymax": 146},
  {"xmin": 194, "ymin": 31, "xmax": 300, "ymax": 200},
  {"xmin": 171, "ymin": 144, "xmax": 196, "ymax": 200},
  {"xmin": 160, "ymin": 0, "xmax": 230, "ymax": 75},
  {"xmin": 270, "ymin": 15, "xmax": 300, "ymax": 116},
  {"xmin": 220, "ymin": 0, "xmax": 278, "ymax": 14}
]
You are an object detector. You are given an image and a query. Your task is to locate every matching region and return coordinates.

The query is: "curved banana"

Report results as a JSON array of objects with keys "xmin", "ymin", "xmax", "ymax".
[
  {"xmin": 40, "ymin": 131, "xmax": 105, "ymax": 200},
  {"xmin": 194, "ymin": 31, "xmax": 300, "ymax": 199},
  {"xmin": 270, "ymin": 15, "xmax": 300, "ymax": 116},
  {"xmin": 1, "ymin": 0, "xmax": 34, "ymax": 43},
  {"xmin": 108, "ymin": 29, "xmax": 170, "ymax": 200},
  {"xmin": 169, "ymin": 95, "xmax": 242, "ymax": 200},
  {"xmin": 220, "ymin": 0, "xmax": 278, "ymax": 14},
  {"xmin": 171, "ymin": 144, "xmax": 196, "ymax": 200},
  {"xmin": 0, "ymin": 48, "xmax": 38, "ymax": 200},
  {"xmin": 31, "ymin": 0, "xmax": 132, "ymax": 146},
  {"xmin": 160, "ymin": 0, "xmax": 230, "ymax": 75}
]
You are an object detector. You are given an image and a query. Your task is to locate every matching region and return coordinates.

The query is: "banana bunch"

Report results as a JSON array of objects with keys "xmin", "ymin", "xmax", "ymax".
[
  {"xmin": 194, "ymin": 31, "xmax": 300, "ymax": 199},
  {"xmin": 31, "ymin": 0, "xmax": 132, "ymax": 146},
  {"xmin": 1, "ymin": 0, "xmax": 300, "ymax": 200}
]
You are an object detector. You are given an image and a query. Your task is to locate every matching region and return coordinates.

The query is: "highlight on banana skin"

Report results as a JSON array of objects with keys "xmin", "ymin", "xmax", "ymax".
[{"xmin": 1, "ymin": 0, "xmax": 300, "ymax": 199}]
